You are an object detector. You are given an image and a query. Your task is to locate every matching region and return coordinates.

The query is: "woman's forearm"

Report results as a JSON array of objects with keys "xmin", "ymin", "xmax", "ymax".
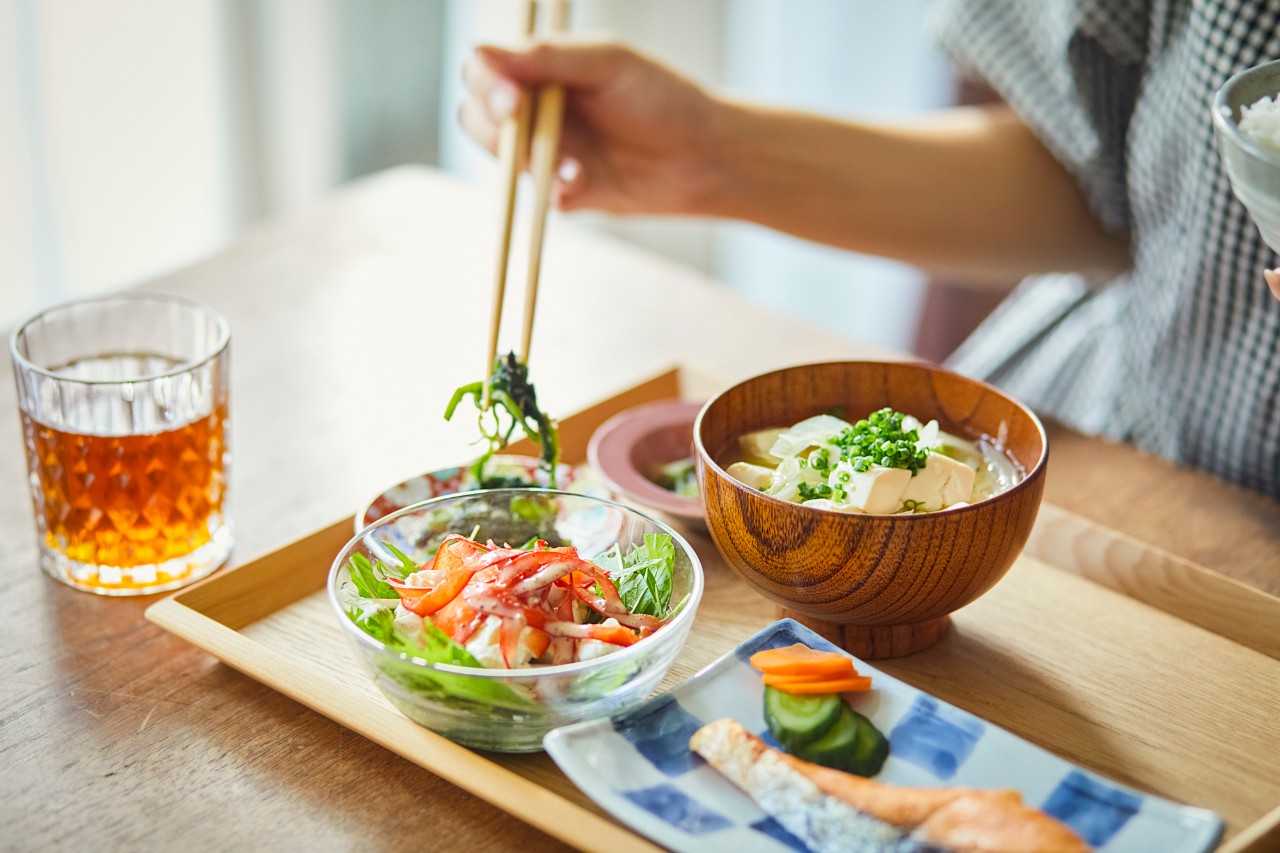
[{"xmin": 697, "ymin": 101, "xmax": 1131, "ymax": 287}]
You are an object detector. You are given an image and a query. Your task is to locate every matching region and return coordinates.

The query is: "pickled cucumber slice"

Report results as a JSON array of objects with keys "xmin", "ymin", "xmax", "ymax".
[
  {"xmin": 795, "ymin": 704, "xmax": 890, "ymax": 777},
  {"xmin": 848, "ymin": 707, "xmax": 890, "ymax": 777},
  {"xmin": 763, "ymin": 686, "xmax": 842, "ymax": 752},
  {"xmin": 795, "ymin": 704, "xmax": 858, "ymax": 770}
]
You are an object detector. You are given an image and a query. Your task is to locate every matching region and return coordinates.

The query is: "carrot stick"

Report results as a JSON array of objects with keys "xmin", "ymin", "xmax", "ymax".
[
  {"xmin": 764, "ymin": 675, "xmax": 874, "ymax": 694},
  {"xmin": 756, "ymin": 658, "xmax": 856, "ymax": 678},
  {"xmin": 761, "ymin": 671, "xmax": 852, "ymax": 687},
  {"xmin": 749, "ymin": 643, "xmax": 857, "ymax": 677}
]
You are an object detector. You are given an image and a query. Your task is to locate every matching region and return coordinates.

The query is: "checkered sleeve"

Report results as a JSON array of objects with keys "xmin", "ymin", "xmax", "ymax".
[{"xmin": 928, "ymin": 0, "xmax": 1150, "ymax": 236}]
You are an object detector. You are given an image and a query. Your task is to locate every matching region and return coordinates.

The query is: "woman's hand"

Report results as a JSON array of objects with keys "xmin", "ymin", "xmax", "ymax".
[
  {"xmin": 1265, "ymin": 269, "xmax": 1280, "ymax": 300},
  {"xmin": 460, "ymin": 40, "xmax": 721, "ymax": 215}
]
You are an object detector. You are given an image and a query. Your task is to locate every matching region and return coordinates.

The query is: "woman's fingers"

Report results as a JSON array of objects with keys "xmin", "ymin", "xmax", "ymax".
[
  {"xmin": 459, "ymin": 50, "xmax": 531, "ymax": 157},
  {"xmin": 462, "ymin": 53, "xmax": 521, "ymax": 123},
  {"xmin": 1265, "ymin": 268, "xmax": 1280, "ymax": 300},
  {"xmin": 457, "ymin": 96, "xmax": 500, "ymax": 156},
  {"xmin": 459, "ymin": 38, "xmax": 704, "ymax": 214},
  {"xmin": 553, "ymin": 126, "xmax": 613, "ymax": 212},
  {"xmin": 552, "ymin": 156, "xmax": 585, "ymax": 210},
  {"xmin": 475, "ymin": 40, "xmax": 627, "ymax": 91},
  {"xmin": 463, "ymin": 39, "xmax": 626, "ymax": 137}
]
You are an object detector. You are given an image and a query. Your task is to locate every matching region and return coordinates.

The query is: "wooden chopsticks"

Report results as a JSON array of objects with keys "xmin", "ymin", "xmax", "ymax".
[{"xmin": 484, "ymin": 0, "xmax": 572, "ymax": 409}]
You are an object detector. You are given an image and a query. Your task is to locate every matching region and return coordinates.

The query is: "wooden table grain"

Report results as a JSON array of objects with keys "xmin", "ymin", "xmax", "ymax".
[{"xmin": 2, "ymin": 167, "xmax": 1277, "ymax": 851}]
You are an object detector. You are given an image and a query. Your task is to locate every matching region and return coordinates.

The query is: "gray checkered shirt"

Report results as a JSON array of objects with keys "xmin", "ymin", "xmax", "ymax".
[{"xmin": 932, "ymin": 0, "xmax": 1280, "ymax": 496}]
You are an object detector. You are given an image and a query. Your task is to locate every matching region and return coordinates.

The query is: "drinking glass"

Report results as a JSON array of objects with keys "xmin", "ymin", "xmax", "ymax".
[{"xmin": 10, "ymin": 292, "xmax": 233, "ymax": 595}]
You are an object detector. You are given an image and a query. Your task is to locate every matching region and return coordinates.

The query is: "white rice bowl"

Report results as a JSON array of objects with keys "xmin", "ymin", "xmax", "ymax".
[{"xmin": 1239, "ymin": 94, "xmax": 1280, "ymax": 154}]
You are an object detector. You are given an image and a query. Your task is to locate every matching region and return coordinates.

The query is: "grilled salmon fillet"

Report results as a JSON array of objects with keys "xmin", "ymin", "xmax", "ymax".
[{"xmin": 689, "ymin": 717, "xmax": 1090, "ymax": 853}]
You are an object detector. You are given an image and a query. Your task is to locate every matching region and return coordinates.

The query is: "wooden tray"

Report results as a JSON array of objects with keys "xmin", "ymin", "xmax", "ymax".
[{"xmin": 146, "ymin": 366, "xmax": 1280, "ymax": 853}]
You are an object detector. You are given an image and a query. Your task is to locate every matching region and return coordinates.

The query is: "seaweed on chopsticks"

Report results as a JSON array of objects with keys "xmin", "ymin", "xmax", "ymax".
[{"xmin": 444, "ymin": 352, "xmax": 560, "ymax": 489}]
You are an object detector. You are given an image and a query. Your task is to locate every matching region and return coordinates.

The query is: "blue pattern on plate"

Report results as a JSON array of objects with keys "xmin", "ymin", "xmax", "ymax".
[
  {"xmin": 621, "ymin": 784, "xmax": 734, "ymax": 834},
  {"xmin": 887, "ymin": 694, "xmax": 985, "ymax": 780},
  {"xmin": 1042, "ymin": 769, "xmax": 1144, "ymax": 847},
  {"xmin": 749, "ymin": 817, "xmax": 809, "ymax": 852},
  {"xmin": 612, "ymin": 695, "xmax": 705, "ymax": 777},
  {"xmin": 544, "ymin": 619, "xmax": 1224, "ymax": 853}
]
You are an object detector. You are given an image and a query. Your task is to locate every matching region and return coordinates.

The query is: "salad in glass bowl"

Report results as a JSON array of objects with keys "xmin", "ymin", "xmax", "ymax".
[{"xmin": 328, "ymin": 488, "xmax": 704, "ymax": 752}]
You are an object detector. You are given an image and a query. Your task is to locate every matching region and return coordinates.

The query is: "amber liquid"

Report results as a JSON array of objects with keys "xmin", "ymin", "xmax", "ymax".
[{"xmin": 22, "ymin": 403, "xmax": 228, "ymax": 587}]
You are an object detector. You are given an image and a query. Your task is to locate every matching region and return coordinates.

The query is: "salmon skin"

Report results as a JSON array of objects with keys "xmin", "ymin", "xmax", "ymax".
[{"xmin": 689, "ymin": 718, "xmax": 1090, "ymax": 853}]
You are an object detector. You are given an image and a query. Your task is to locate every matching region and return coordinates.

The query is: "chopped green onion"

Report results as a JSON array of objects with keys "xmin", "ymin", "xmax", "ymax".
[
  {"xmin": 829, "ymin": 408, "xmax": 928, "ymax": 475},
  {"xmin": 798, "ymin": 482, "xmax": 833, "ymax": 501}
]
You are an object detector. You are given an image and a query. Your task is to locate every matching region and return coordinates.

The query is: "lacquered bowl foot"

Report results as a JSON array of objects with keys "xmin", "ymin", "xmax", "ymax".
[{"xmin": 777, "ymin": 608, "xmax": 952, "ymax": 659}]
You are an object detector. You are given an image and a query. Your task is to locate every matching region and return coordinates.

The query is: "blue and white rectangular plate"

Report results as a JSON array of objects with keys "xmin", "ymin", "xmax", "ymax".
[{"xmin": 543, "ymin": 619, "xmax": 1222, "ymax": 853}]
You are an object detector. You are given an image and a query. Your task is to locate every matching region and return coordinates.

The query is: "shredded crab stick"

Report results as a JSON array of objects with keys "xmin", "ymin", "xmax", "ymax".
[
  {"xmin": 750, "ymin": 643, "xmax": 872, "ymax": 694},
  {"xmin": 385, "ymin": 534, "xmax": 664, "ymax": 668}
]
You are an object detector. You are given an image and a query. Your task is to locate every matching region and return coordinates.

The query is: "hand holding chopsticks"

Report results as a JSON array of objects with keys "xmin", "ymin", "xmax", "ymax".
[{"xmin": 484, "ymin": 0, "xmax": 572, "ymax": 409}]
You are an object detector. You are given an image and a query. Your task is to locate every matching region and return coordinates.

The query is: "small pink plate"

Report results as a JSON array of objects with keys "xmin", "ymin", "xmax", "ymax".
[{"xmin": 587, "ymin": 400, "xmax": 704, "ymax": 524}]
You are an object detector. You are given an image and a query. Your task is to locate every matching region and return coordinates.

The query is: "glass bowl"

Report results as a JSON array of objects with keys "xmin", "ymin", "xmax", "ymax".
[{"xmin": 327, "ymin": 489, "xmax": 704, "ymax": 752}]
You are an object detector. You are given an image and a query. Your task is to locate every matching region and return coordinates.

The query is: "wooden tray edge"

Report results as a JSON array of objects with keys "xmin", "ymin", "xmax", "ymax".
[
  {"xmin": 1220, "ymin": 802, "xmax": 1280, "ymax": 853},
  {"xmin": 144, "ymin": 595, "xmax": 661, "ymax": 853},
  {"xmin": 1027, "ymin": 503, "xmax": 1280, "ymax": 659}
]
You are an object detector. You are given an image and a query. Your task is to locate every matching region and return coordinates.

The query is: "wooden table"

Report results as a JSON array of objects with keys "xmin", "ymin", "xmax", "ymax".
[{"xmin": 3, "ymin": 167, "xmax": 1277, "ymax": 851}]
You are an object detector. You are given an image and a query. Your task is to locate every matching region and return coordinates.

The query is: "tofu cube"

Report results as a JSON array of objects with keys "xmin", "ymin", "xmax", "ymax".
[
  {"xmin": 901, "ymin": 452, "xmax": 977, "ymax": 511},
  {"xmin": 842, "ymin": 466, "xmax": 912, "ymax": 514},
  {"xmin": 465, "ymin": 616, "xmax": 547, "ymax": 668},
  {"xmin": 727, "ymin": 461, "xmax": 775, "ymax": 490},
  {"xmin": 796, "ymin": 497, "xmax": 866, "ymax": 514},
  {"xmin": 575, "ymin": 639, "xmax": 624, "ymax": 662},
  {"xmin": 393, "ymin": 607, "xmax": 425, "ymax": 644},
  {"xmin": 464, "ymin": 616, "xmax": 506, "ymax": 669},
  {"xmin": 738, "ymin": 428, "xmax": 786, "ymax": 466}
]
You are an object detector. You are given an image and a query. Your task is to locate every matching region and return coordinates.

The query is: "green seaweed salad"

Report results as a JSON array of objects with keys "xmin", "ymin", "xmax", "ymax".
[{"xmin": 444, "ymin": 352, "xmax": 560, "ymax": 489}]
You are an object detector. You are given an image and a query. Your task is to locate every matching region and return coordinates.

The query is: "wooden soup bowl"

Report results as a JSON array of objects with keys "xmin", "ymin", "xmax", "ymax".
[{"xmin": 694, "ymin": 361, "xmax": 1047, "ymax": 659}]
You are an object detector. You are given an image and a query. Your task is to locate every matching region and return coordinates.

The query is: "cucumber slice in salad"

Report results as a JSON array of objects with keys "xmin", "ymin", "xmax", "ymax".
[{"xmin": 763, "ymin": 686, "xmax": 843, "ymax": 752}]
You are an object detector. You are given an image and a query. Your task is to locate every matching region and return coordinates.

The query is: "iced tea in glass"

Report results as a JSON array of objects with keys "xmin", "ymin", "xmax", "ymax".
[{"xmin": 11, "ymin": 293, "xmax": 232, "ymax": 595}]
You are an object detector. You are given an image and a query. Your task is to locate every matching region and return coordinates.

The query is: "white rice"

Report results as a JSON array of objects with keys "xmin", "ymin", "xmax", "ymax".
[{"xmin": 1239, "ymin": 95, "xmax": 1280, "ymax": 153}]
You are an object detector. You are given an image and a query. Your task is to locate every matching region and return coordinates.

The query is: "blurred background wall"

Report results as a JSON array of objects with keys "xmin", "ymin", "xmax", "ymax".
[{"xmin": 2, "ymin": 0, "xmax": 959, "ymax": 355}]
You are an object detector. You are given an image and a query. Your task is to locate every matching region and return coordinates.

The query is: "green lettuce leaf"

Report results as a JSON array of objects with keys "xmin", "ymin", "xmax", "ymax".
[
  {"xmin": 607, "ymin": 533, "xmax": 676, "ymax": 618},
  {"xmin": 346, "ymin": 552, "xmax": 399, "ymax": 600},
  {"xmin": 341, "ymin": 556, "xmax": 532, "ymax": 709}
]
